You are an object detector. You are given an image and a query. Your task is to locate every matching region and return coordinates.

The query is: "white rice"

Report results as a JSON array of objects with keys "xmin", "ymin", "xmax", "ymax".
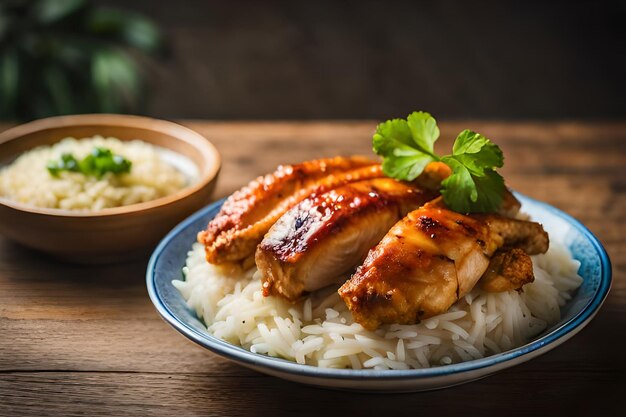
[
  {"xmin": 174, "ymin": 240, "xmax": 582, "ymax": 369},
  {"xmin": 0, "ymin": 136, "xmax": 187, "ymax": 211}
]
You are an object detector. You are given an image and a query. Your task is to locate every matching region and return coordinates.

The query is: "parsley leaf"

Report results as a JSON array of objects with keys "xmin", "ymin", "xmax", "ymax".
[
  {"xmin": 406, "ymin": 111, "xmax": 439, "ymax": 155},
  {"xmin": 373, "ymin": 112, "xmax": 439, "ymax": 181},
  {"xmin": 439, "ymin": 129, "xmax": 505, "ymax": 212},
  {"xmin": 372, "ymin": 112, "xmax": 506, "ymax": 213},
  {"xmin": 440, "ymin": 158, "xmax": 505, "ymax": 213},
  {"xmin": 451, "ymin": 129, "xmax": 503, "ymax": 174}
]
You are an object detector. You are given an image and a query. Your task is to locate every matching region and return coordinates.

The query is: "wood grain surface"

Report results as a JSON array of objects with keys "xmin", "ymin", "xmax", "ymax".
[{"xmin": 1, "ymin": 121, "xmax": 624, "ymax": 416}]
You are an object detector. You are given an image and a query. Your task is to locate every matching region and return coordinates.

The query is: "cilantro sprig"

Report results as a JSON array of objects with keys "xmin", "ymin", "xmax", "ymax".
[
  {"xmin": 47, "ymin": 147, "xmax": 132, "ymax": 179},
  {"xmin": 373, "ymin": 111, "xmax": 505, "ymax": 213}
]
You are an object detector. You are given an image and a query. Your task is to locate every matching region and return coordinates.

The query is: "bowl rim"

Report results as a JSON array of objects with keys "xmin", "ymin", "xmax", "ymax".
[
  {"xmin": 147, "ymin": 192, "xmax": 612, "ymax": 381},
  {"xmin": 0, "ymin": 114, "xmax": 221, "ymax": 218}
]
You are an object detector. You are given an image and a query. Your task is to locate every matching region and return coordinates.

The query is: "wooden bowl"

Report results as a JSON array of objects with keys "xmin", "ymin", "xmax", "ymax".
[{"xmin": 0, "ymin": 114, "xmax": 221, "ymax": 263}]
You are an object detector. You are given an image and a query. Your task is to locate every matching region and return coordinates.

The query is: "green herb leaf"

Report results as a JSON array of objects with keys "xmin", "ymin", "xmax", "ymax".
[
  {"xmin": 47, "ymin": 147, "xmax": 132, "ymax": 178},
  {"xmin": 47, "ymin": 153, "xmax": 80, "ymax": 177},
  {"xmin": 437, "ymin": 129, "xmax": 505, "ymax": 212},
  {"xmin": 372, "ymin": 113, "xmax": 439, "ymax": 181},
  {"xmin": 440, "ymin": 158, "xmax": 505, "ymax": 213},
  {"xmin": 451, "ymin": 129, "xmax": 503, "ymax": 174},
  {"xmin": 406, "ymin": 111, "xmax": 439, "ymax": 156},
  {"xmin": 373, "ymin": 118, "xmax": 413, "ymax": 152},
  {"xmin": 372, "ymin": 111, "xmax": 506, "ymax": 213}
]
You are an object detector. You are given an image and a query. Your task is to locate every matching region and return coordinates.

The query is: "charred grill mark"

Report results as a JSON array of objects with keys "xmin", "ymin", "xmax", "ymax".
[
  {"xmin": 417, "ymin": 215, "xmax": 452, "ymax": 241},
  {"xmin": 455, "ymin": 219, "xmax": 479, "ymax": 236},
  {"xmin": 363, "ymin": 289, "xmax": 391, "ymax": 307},
  {"xmin": 419, "ymin": 216, "xmax": 441, "ymax": 232}
]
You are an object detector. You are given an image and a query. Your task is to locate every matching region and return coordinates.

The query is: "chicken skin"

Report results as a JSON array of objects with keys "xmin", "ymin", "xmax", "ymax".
[
  {"xmin": 199, "ymin": 156, "xmax": 383, "ymax": 265},
  {"xmin": 257, "ymin": 178, "xmax": 438, "ymax": 301},
  {"xmin": 480, "ymin": 248, "xmax": 535, "ymax": 292},
  {"xmin": 338, "ymin": 197, "xmax": 549, "ymax": 330}
]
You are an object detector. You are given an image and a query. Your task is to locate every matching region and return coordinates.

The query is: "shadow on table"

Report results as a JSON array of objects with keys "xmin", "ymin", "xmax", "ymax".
[
  {"xmin": 173, "ymin": 359, "xmax": 621, "ymax": 417},
  {"xmin": 0, "ymin": 237, "xmax": 149, "ymax": 286}
]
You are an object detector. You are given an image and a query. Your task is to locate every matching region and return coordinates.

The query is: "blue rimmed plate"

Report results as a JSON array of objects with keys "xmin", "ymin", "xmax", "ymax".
[{"xmin": 146, "ymin": 193, "xmax": 611, "ymax": 392}]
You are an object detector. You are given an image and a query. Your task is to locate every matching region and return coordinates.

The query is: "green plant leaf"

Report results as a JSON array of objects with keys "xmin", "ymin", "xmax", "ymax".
[
  {"xmin": 0, "ymin": 8, "xmax": 13, "ymax": 42},
  {"xmin": 0, "ymin": 50, "xmax": 19, "ymax": 118},
  {"xmin": 43, "ymin": 65, "xmax": 75, "ymax": 114},
  {"xmin": 91, "ymin": 48, "xmax": 140, "ymax": 112},
  {"xmin": 0, "ymin": 0, "xmax": 165, "ymax": 119},
  {"xmin": 88, "ymin": 8, "xmax": 164, "ymax": 54},
  {"xmin": 31, "ymin": 0, "xmax": 87, "ymax": 24}
]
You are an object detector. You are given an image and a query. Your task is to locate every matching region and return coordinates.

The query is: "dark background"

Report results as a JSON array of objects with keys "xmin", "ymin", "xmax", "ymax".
[{"xmin": 100, "ymin": 0, "xmax": 626, "ymax": 120}]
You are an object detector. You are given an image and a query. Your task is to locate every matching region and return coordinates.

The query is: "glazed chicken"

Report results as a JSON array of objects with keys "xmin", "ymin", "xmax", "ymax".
[
  {"xmin": 199, "ymin": 153, "xmax": 544, "ymax": 330},
  {"xmin": 257, "ymin": 178, "xmax": 438, "ymax": 301},
  {"xmin": 338, "ymin": 197, "xmax": 549, "ymax": 330},
  {"xmin": 480, "ymin": 248, "xmax": 535, "ymax": 292},
  {"xmin": 198, "ymin": 156, "xmax": 383, "ymax": 265}
]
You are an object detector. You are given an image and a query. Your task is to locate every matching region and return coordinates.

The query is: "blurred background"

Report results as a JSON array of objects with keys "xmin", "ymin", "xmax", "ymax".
[{"xmin": 1, "ymin": 0, "xmax": 624, "ymax": 121}]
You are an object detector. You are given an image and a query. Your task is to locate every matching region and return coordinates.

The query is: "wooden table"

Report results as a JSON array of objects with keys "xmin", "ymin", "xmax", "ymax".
[{"xmin": 1, "ymin": 121, "xmax": 624, "ymax": 416}]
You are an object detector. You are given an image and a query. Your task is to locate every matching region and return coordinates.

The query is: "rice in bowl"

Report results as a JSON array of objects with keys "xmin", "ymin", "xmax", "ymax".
[
  {"xmin": 0, "ymin": 136, "xmax": 189, "ymax": 211},
  {"xmin": 173, "ymin": 239, "xmax": 583, "ymax": 370}
]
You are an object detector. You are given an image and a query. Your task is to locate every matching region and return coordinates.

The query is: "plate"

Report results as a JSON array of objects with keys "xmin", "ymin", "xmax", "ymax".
[{"xmin": 146, "ymin": 193, "xmax": 611, "ymax": 392}]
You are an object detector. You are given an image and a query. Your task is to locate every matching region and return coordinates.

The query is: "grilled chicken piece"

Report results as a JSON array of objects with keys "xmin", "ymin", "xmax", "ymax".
[
  {"xmin": 256, "ymin": 178, "xmax": 438, "ymax": 301},
  {"xmin": 338, "ymin": 197, "xmax": 549, "ymax": 330},
  {"xmin": 473, "ymin": 214, "xmax": 549, "ymax": 254},
  {"xmin": 199, "ymin": 156, "xmax": 382, "ymax": 264},
  {"xmin": 480, "ymin": 248, "xmax": 535, "ymax": 292}
]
